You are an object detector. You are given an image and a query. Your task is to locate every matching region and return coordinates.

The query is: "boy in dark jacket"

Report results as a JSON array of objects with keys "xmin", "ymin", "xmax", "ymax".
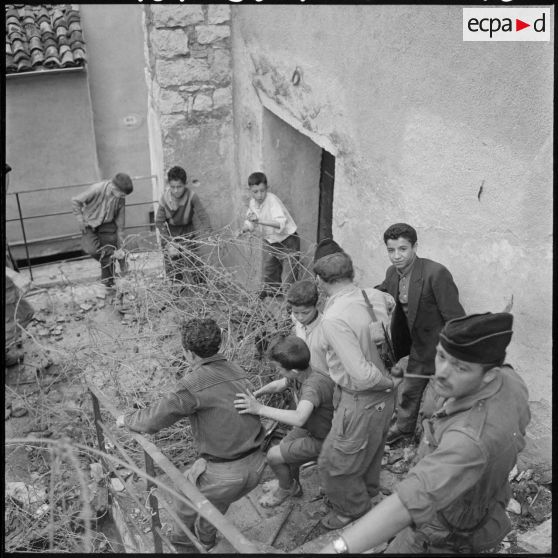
[
  {"xmin": 376, "ymin": 223, "xmax": 465, "ymax": 444},
  {"xmin": 155, "ymin": 166, "xmax": 211, "ymax": 285}
]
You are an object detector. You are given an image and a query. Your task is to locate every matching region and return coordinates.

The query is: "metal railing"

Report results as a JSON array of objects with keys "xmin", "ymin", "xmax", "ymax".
[
  {"xmin": 6, "ymin": 175, "xmax": 160, "ymax": 281},
  {"xmin": 87, "ymin": 383, "xmax": 261, "ymax": 554}
]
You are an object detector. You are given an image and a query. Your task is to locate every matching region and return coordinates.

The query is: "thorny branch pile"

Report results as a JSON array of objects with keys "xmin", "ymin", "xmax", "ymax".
[{"xmin": 5, "ymin": 231, "xmax": 303, "ymax": 552}]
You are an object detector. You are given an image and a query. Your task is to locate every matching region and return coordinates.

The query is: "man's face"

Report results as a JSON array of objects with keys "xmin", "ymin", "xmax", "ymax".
[
  {"xmin": 169, "ymin": 179, "xmax": 187, "ymax": 199},
  {"xmin": 249, "ymin": 183, "xmax": 267, "ymax": 205},
  {"xmin": 433, "ymin": 343, "xmax": 488, "ymax": 399},
  {"xmin": 385, "ymin": 237, "xmax": 417, "ymax": 270},
  {"xmin": 291, "ymin": 304, "xmax": 318, "ymax": 326}
]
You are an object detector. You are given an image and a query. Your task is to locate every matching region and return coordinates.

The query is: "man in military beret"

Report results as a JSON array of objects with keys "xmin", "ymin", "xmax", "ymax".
[
  {"xmin": 320, "ymin": 312, "xmax": 531, "ymax": 554},
  {"xmin": 313, "ymin": 238, "xmax": 344, "ymax": 263}
]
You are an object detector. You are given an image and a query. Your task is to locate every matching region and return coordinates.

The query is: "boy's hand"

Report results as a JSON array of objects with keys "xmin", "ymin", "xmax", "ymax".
[
  {"xmin": 234, "ymin": 392, "xmax": 262, "ymax": 415},
  {"xmin": 391, "ymin": 356, "xmax": 409, "ymax": 380},
  {"xmin": 241, "ymin": 221, "xmax": 255, "ymax": 234},
  {"xmin": 116, "ymin": 415, "xmax": 127, "ymax": 428},
  {"xmin": 166, "ymin": 243, "xmax": 180, "ymax": 257},
  {"xmin": 113, "ymin": 248, "xmax": 126, "ymax": 260},
  {"xmin": 76, "ymin": 217, "xmax": 87, "ymax": 232},
  {"xmin": 247, "ymin": 210, "xmax": 259, "ymax": 223}
]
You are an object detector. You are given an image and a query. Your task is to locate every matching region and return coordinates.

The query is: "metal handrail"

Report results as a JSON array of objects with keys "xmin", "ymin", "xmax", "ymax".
[
  {"xmin": 6, "ymin": 175, "xmax": 157, "ymax": 196},
  {"xmin": 87, "ymin": 383, "xmax": 261, "ymax": 554},
  {"xmin": 6, "ymin": 175, "xmax": 160, "ymax": 280},
  {"xmin": 5, "ymin": 200, "xmax": 159, "ymax": 222}
]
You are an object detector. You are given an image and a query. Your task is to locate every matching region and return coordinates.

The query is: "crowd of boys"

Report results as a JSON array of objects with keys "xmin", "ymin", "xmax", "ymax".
[{"xmin": 4, "ymin": 164, "xmax": 531, "ymax": 553}]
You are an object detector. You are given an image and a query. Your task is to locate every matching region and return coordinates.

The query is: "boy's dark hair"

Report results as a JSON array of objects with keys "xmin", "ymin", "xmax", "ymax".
[
  {"xmin": 287, "ymin": 280, "xmax": 319, "ymax": 307},
  {"xmin": 313, "ymin": 252, "xmax": 354, "ymax": 283},
  {"xmin": 268, "ymin": 335, "xmax": 310, "ymax": 371},
  {"xmin": 248, "ymin": 172, "xmax": 267, "ymax": 187},
  {"xmin": 168, "ymin": 166, "xmax": 187, "ymax": 185},
  {"xmin": 113, "ymin": 173, "xmax": 134, "ymax": 195},
  {"xmin": 181, "ymin": 318, "xmax": 221, "ymax": 358},
  {"xmin": 383, "ymin": 223, "xmax": 417, "ymax": 246}
]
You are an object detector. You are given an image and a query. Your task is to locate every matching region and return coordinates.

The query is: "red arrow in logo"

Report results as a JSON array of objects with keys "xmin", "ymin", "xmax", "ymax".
[{"xmin": 516, "ymin": 19, "xmax": 530, "ymax": 31}]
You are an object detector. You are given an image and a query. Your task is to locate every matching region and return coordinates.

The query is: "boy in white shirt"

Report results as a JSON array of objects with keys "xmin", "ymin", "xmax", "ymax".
[
  {"xmin": 241, "ymin": 172, "xmax": 299, "ymax": 298},
  {"xmin": 287, "ymin": 280, "xmax": 328, "ymax": 377}
]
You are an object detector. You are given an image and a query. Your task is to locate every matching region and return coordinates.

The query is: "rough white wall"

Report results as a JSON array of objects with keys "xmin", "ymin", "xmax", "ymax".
[{"xmin": 230, "ymin": 5, "xmax": 553, "ymax": 406}]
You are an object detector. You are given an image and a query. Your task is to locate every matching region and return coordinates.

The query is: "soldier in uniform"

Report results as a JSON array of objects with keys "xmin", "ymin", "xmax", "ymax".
[{"xmin": 320, "ymin": 312, "xmax": 530, "ymax": 554}]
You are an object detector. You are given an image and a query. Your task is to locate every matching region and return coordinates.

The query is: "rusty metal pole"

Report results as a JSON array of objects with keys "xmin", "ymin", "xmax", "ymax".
[
  {"xmin": 89, "ymin": 389, "xmax": 107, "ymax": 455},
  {"xmin": 144, "ymin": 451, "xmax": 163, "ymax": 553},
  {"xmin": 14, "ymin": 192, "xmax": 33, "ymax": 281},
  {"xmin": 89, "ymin": 389, "xmax": 113, "ymax": 507}
]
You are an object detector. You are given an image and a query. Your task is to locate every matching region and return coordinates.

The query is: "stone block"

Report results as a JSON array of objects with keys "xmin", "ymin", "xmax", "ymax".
[
  {"xmin": 151, "ymin": 5, "xmax": 204, "ymax": 28},
  {"xmin": 156, "ymin": 58, "xmax": 210, "ymax": 87},
  {"xmin": 515, "ymin": 518, "xmax": 551, "ymax": 553},
  {"xmin": 150, "ymin": 29, "xmax": 189, "ymax": 58},
  {"xmin": 157, "ymin": 89, "xmax": 187, "ymax": 115},
  {"xmin": 213, "ymin": 86, "xmax": 232, "ymax": 110},
  {"xmin": 179, "ymin": 85, "xmax": 201, "ymax": 93},
  {"xmin": 160, "ymin": 114, "xmax": 187, "ymax": 138},
  {"xmin": 210, "ymin": 49, "xmax": 231, "ymax": 84},
  {"xmin": 196, "ymin": 25, "xmax": 230, "ymax": 45},
  {"xmin": 192, "ymin": 93, "xmax": 213, "ymax": 113},
  {"xmin": 208, "ymin": 5, "xmax": 230, "ymax": 24}
]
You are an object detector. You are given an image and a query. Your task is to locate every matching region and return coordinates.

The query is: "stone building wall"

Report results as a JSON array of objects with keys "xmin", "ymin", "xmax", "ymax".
[{"xmin": 142, "ymin": 4, "xmax": 235, "ymax": 230}]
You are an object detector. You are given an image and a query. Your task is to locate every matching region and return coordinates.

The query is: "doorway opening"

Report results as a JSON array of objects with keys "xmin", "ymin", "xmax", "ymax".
[
  {"xmin": 262, "ymin": 108, "xmax": 335, "ymax": 256},
  {"xmin": 317, "ymin": 149, "xmax": 335, "ymax": 242}
]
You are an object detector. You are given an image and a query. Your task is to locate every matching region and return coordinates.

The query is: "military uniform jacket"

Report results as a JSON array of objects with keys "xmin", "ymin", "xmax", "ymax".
[
  {"xmin": 377, "ymin": 257, "xmax": 465, "ymax": 374},
  {"xmin": 395, "ymin": 366, "xmax": 531, "ymax": 551}
]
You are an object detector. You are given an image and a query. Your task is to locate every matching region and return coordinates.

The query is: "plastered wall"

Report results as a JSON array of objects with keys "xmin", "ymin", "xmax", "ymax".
[{"xmin": 230, "ymin": 5, "xmax": 553, "ymax": 405}]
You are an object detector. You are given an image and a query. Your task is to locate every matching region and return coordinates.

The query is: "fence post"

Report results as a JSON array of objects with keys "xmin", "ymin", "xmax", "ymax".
[
  {"xmin": 89, "ymin": 389, "xmax": 112, "ymax": 507},
  {"xmin": 14, "ymin": 192, "xmax": 33, "ymax": 281},
  {"xmin": 144, "ymin": 451, "xmax": 163, "ymax": 553}
]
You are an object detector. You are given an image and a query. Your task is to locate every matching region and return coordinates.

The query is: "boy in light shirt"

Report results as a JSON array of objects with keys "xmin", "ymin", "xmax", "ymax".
[
  {"xmin": 241, "ymin": 172, "xmax": 299, "ymax": 298},
  {"xmin": 287, "ymin": 280, "xmax": 328, "ymax": 377}
]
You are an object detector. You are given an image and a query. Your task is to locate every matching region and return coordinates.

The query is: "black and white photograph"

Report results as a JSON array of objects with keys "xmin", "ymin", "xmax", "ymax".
[{"xmin": 4, "ymin": 2, "xmax": 552, "ymax": 554}]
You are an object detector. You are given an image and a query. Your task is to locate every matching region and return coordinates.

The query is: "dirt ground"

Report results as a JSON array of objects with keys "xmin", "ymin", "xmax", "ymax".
[{"xmin": 4, "ymin": 255, "xmax": 552, "ymax": 553}]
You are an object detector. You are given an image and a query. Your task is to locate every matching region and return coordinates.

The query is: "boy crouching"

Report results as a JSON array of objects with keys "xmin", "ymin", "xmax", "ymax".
[{"xmin": 234, "ymin": 335, "xmax": 334, "ymax": 507}]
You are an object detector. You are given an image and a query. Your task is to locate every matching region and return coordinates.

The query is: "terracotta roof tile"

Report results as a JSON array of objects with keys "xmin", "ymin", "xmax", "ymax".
[{"xmin": 5, "ymin": 4, "xmax": 87, "ymax": 74}]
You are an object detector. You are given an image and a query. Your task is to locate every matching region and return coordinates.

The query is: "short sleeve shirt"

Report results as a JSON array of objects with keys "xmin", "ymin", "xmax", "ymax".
[{"xmin": 292, "ymin": 369, "xmax": 335, "ymax": 440}]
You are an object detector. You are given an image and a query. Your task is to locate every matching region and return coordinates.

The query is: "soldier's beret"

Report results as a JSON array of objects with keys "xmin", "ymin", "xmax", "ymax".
[
  {"xmin": 439, "ymin": 312, "xmax": 513, "ymax": 364},
  {"xmin": 313, "ymin": 238, "xmax": 344, "ymax": 263}
]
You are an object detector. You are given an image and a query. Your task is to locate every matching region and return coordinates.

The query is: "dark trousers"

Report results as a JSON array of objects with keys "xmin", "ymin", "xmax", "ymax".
[
  {"xmin": 394, "ymin": 375, "xmax": 431, "ymax": 434},
  {"xmin": 81, "ymin": 223, "xmax": 120, "ymax": 286},
  {"xmin": 5, "ymin": 276, "xmax": 34, "ymax": 346},
  {"xmin": 318, "ymin": 385, "xmax": 395, "ymax": 519},
  {"xmin": 163, "ymin": 239, "xmax": 204, "ymax": 285},
  {"xmin": 170, "ymin": 452, "xmax": 266, "ymax": 549},
  {"xmin": 261, "ymin": 233, "xmax": 300, "ymax": 295}
]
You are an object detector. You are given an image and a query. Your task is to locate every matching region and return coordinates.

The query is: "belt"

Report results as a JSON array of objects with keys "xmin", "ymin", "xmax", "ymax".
[
  {"xmin": 201, "ymin": 445, "xmax": 261, "ymax": 464},
  {"xmin": 268, "ymin": 231, "xmax": 298, "ymax": 246},
  {"xmin": 338, "ymin": 384, "xmax": 393, "ymax": 395}
]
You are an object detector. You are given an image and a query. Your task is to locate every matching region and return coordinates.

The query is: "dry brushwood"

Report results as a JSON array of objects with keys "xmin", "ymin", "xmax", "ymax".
[{"xmin": 5, "ymin": 229, "xmax": 319, "ymax": 552}]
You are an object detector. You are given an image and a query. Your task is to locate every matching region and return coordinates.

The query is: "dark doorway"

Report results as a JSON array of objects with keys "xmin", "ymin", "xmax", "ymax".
[{"xmin": 317, "ymin": 149, "xmax": 335, "ymax": 242}]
